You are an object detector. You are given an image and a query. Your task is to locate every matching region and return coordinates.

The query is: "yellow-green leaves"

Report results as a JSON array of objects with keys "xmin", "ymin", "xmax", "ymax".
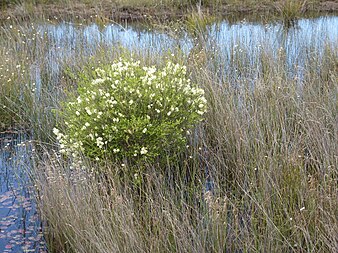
[{"xmin": 54, "ymin": 58, "xmax": 207, "ymax": 167}]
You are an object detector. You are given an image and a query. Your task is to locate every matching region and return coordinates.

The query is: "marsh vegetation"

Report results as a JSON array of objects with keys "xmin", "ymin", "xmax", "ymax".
[{"xmin": 0, "ymin": 3, "xmax": 337, "ymax": 253}]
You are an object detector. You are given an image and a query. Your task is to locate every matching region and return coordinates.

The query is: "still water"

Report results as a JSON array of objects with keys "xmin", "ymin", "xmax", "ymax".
[
  {"xmin": 22, "ymin": 15, "xmax": 338, "ymax": 97},
  {"xmin": 0, "ymin": 134, "xmax": 46, "ymax": 252}
]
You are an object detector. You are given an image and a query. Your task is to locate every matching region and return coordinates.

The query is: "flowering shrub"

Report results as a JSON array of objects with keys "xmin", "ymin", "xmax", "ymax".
[{"xmin": 53, "ymin": 59, "xmax": 207, "ymax": 165}]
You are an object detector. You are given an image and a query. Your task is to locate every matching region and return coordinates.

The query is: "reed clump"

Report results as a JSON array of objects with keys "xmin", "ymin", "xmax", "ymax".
[{"xmin": 274, "ymin": 0, "xmax": 308, "ymax": 26}]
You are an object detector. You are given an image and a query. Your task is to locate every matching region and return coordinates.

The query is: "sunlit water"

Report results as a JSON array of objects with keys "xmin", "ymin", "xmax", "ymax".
[
  {"xmin": 22, "ymin": 15, "xmax": 338, "ymax": 96},
  {"xmin": 0, "ymin": 134, "xmax": 46, "ymax": 253}
]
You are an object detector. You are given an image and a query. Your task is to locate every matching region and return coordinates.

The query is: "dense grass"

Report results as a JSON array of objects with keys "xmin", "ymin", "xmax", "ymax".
[{"xmin": 1, "ymin": 12, "xmax": 338, "ymax": 253}]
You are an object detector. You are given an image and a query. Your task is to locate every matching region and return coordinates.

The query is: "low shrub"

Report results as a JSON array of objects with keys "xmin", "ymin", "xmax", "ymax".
[{"xmin": 53, "ymin": 59, "xmax": 207, "ymax": 169}]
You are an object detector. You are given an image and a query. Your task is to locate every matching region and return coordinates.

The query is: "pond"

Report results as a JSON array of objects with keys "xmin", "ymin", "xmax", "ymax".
[
  {"xmin": 0, "ymin": 134, "xmax": 46, "ymax": 252},
  {"xmin": 13, "ymin": 14, "xmax": 335, "ymax": 98},
  {"xmin": 0, "ymin": 14, "xmax": 337, "ymax": 252}
]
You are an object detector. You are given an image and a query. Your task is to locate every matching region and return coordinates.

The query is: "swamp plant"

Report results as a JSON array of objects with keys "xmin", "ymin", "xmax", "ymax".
[
  {"xmin": 53, "ymin": 59, "xmax": 207, "ymax": 171},
  {"xmin": 1, "ymin": 12, "xmax": 337, "ymax": 253}
]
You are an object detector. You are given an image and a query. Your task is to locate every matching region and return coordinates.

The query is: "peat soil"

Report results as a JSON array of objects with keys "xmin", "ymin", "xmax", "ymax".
[{"xmin": 0, "ymin": 1, "xmax": 338, "ymax": 22}]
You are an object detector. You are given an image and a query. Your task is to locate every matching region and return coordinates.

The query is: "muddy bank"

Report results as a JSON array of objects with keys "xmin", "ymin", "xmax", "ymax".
[{"xmin": 1, "ymin": 1, "xmax": 338, "ymax": 23}]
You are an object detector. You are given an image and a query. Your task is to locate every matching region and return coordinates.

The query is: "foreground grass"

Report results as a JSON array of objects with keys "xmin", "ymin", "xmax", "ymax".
[
  {"xmin": 1, "ymin": 14, "xmax": 338, "ymax": 252},
  {"xmin": 33, "ymin": 48, "xmax": 338, "ymax": 252}
]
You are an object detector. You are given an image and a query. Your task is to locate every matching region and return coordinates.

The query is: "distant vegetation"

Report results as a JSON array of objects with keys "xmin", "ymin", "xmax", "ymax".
[{"xmin": 1, "ymin": 0, "xmax": 336, "ymax": 20}]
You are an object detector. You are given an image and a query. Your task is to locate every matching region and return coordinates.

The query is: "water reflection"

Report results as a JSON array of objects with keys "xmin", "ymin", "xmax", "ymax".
[
  {"xmin": 28, "ymin": 15, "xmax": 338, "ymax": 93},
  {"xmin": 0, "ymin": 134, "xmax": 46, "ymax": 253}
]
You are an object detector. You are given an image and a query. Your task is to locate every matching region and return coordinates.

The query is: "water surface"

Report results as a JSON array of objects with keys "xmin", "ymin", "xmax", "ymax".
[
  {"xmin": 25, "ymin": 15, "xmax": 338, "ymax": 94},
  {"xmin": 0, "ymin": 134, "xmax": 46, "ymax": 253}
]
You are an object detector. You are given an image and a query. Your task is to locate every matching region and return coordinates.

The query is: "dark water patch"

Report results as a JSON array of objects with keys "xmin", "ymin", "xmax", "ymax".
[{"xmin": 0, "ymin": 134, "xmax": 46, "ymax": 253}]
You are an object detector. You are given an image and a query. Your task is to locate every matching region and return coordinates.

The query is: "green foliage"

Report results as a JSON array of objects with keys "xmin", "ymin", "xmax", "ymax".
[
  {"xmin": 54, "ymin": 59, "xmax": 207, "ymax": 166},
  {"xmin": 274, "ymin": 0, "xmax": 307, "ymax": 25}
]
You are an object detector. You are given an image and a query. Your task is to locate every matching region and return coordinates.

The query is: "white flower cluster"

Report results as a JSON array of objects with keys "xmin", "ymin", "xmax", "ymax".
[{"xmin": 54, "ymin": 59, "xmax": 207, "ymax": 164}]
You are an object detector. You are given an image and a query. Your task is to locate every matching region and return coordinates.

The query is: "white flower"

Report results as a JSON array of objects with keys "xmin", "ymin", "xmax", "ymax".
[
  {"xmin": 53, "ymin": 128, "xmax": 64, "ymax": 140},
  {"xmin": 140, "ymin": 147, "xmax": 148, "ymax": 155},
  {"xmin": 85, "ymin": 107, "xmax": 92, "ymax": 115},
  {"xmin": 75, "ymin": 111, "xmax": 80, "ymax": 116},
  {"xmin": 53, "ymin": 127, "xmax": 60, "ymax": 135},
  {"xmin": 92, "ymin": 78, "xmax": 105, "ymax": 85},
  {"xmin": 142, "ymin": 128, "xmax": 147, "ymax": 133},
  {"xmin": 96, "ymin": 137, "xmax": 104, "ymax": 148},
  {"xmin": 88, "ymin": 133, "xmax": 94, "ymax": 140}
]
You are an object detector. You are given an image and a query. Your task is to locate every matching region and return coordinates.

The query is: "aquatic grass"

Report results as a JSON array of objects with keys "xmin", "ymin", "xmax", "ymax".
[
  {"xmin": 33, "ymin": 41, "xmax": 338, "ymax": 252},
  {"xmin": 0, "ymin": 22, "xmax": 65, "ymax": 140},
  {"xmin": 1, "ymin": 16, "xmax": 338, "ymax": 252},
  {"xmin": 274, "ymin": 0, "xmax": 308, "ymax": 26},
  {"xmin": 0, "ymin": 21, "xmax": 168, "ymax": 138}
]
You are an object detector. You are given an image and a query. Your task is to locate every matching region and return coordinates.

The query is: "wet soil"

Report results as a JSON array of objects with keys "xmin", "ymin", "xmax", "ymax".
[{"xmin": 0, "ymin": 1, "xmax": 338, "ymax": 23}]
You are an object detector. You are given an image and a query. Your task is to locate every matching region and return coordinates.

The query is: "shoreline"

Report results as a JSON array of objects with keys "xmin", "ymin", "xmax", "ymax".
[{"xmin": 1, "ymin": 1, "xmax": 338, "ymax": 23}]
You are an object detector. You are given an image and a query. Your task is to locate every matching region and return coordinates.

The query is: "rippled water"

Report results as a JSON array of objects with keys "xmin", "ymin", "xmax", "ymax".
[
  {"xmin": 39, "ymin": 15, "xmax": 338, "ymax": 53},
  {"xmin": 0, "ymin": 134, "xmax": 46, "ymax": 253},
  {"xmin": 21, "ymin": 15, "xmax": 337, "ymax": 97}
]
